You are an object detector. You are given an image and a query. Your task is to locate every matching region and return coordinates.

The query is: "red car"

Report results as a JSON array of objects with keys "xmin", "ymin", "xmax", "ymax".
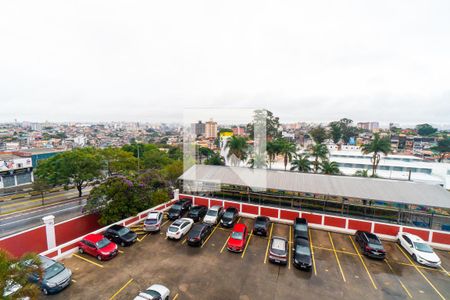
[
  {"xmin": 227, "ymin": 223, "xmax": 248, "ymax": 252},
  {"xmin": 78, "ymin": 233, "xmax": 118, "ymax": 261}
]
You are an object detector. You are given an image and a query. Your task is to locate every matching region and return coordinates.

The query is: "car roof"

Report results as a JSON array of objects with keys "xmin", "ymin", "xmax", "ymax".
[
  {"xmin": 191, "ymin": 205, "xmax": 206, "ymax": 210},
  {"xmin": 403, "ymin": 232, "xmax": 425, "ymax": 242},
  {"xmin": 38, "ymin": 255, "xmax": 56, "ymax": 268},
  {"xmin": 209, "ymin": 205, "xmax": 222, "ymax": 210},
  {"xmin": 233, "ymin": 223, "xmax": 246, "ymax": 232},
  {"xmin": 84, "ymin": 233, "xmax": 104, "ymax": 242},
  {"xmin": 295, "ymin": 218, "xmax": 307, "ymax": 224},
  {"xmin": 271, "ymin": 236, "xmax": 287, "ymax": 251},
  {"xmin": 256, "ymin": 216, "xmax": 269, "ymax": 221},
  {"xmin": 108, "ymin": 224, "xmax": 124, "ymax": 231},
  {"xmin": 225, "ymin": 207, "xmax": 238, "ymax": 212},
  {"xmin": 294, "ymin": 237, "xmax": 309, "ymax": 246},
  {"xmin": 147, "ymin": 211, "xmax": 160, "ymax": 217}
]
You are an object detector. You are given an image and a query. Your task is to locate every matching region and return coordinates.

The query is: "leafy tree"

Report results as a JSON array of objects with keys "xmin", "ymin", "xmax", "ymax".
[
  {"xmin": 416, "ymin": 123, "xmax": 438, "ymax": 136},
  {"xmin": 167, "ymin": 146, "xmax": 183, "ymax": 160},
  {"xmin": 204, "ymin": 153, "xmax": 225, "ymax": 166},
  {"xmin": 276, "ymin": 138, "xmax": 296, "ymax": 170},
  {"xmin": 309, "ymin": 125, "xmax": 328, "ymax": 144},
  {"xmin": 430, "ymin": 136, "xmax": 450, "ymax": 162},
  {"xmin": 290, "ymin": 154, "xmax": 311, "ymax": 173},
  {"xmin": 141, "ymin": 148, "xmax": 172, "ymax": 169},
  {"xmin": 197, "ymin": 147, "xmax": 214, "ymax": 164},
  {"xmin": 34, "ymin": 148, "xmax": 103, "ymax": 197},
  {"xmin": 225, "ymin": 136, "xmax": 249, "ymax": 166},
  {"xmin": 152, "ymin": 189, "xmax": 170, "ymax": 205},
  {"xmin": 354, "ymin": 169, "xmax": 369, "ymax": 177},
  {"xmin": 0, "ymin": 250, "xmax": 42, "ymax": 299},
  {"xmin": 328, "ymin": 121, "xmax": 342, "ymax": 144},
  {"xmin": 266, "ymin": 140, "xmax": 280, "ymax": 169},
  {"xmin": 32, "ymin": 176, "xmax": 51, "ymax": 205},
  {"xmin": 338, "ymin": 118, "xmax": 359, "ymax": 144},
  {"xmin": 99, "ymin": 147, "xmax": 138, "ymax": 176},
  {"xmin": 309, "ymin": 144, "xmax": 329, "ymax": 173},
  {"xmin": 161, "ymin": 160, "xmax": 183, "ymax": 188},
  {"xmin": 246, "ymin": 109, "xmax": 281, "ymax": 140},
  {"xmin": 321, "ymin": 161, "xmax": 340, "ymax": 175},
  {"xmin": 361, "ymin": 133, "xmax": 391, "ymax": 177}
]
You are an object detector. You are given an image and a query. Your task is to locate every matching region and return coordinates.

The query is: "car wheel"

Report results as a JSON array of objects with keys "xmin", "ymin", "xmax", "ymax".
[
  {"xmin": 97, "ymin": 255, "xmax": 102, "ymax": 261},
  {"xmin": 42, "ymin": 288, "xmax": 49, "ymax": 295},
  {"xmin": 79, "ymin": 248, "xmax": 84, "ymax": 254}
]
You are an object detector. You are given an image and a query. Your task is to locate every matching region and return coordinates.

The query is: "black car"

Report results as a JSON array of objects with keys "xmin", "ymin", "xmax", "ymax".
[
  {"xmin": 168, "ymin": 199, "xmax": 192, "ymax": 220},
  {"xmin": 187, "ymin": 223, "xmax": 212, "ymax": 246},
  {"xmin": 293, "ymin": 237, "xmax": 312, "ymax": 270},
  {"xmin": 104, "ymin": 224, "xmax": 138, "ymax": 247},
  {"xmin": 188, "ymin": 205, "xmax": 208, "ymax": 222},
  {"xmin": 220, "ymin": 207, "xmax": 239, "ymax": 228},
  {"xmin": 253, "ymin": 216, "xmax": 271, "ymax": 236},
  {"xmin": 293, "ymin": 218, "xmax": 308, "ymax": 240},
  {"xmin": 355, "ymin": 231, "xmax": 386, "ymax": 259}
]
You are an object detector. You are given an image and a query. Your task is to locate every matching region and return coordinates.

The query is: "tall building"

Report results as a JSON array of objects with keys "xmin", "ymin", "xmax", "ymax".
[
  {"xmin": 191, "ymin": 121, "xmax": 206, "ymax": 136},
  {"xmin": 205, "ymin": 119, "xmax": 218, "ymax": 139},
  {"xmin": 357, "ymin": 122, "xmax": 379, "ymax": 132}
]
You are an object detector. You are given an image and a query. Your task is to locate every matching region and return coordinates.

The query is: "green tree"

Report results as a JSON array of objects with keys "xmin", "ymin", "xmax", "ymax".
[
  {"xmin": 321, "ymin": 161, "xmax": 340, "ymax": 175},
  {"xmin": 32, "ymin": 176, "xmax": 51, "ymax": 206},
  {"xmin": 277, "ymin": 138, "xmax": 296, "ymax": 170},
  {"xmin": 266, "ymin": 140, "xmax": 280, "ymax": 169},
  {"xmin": 99, "ymin": 147, "xmax": 138, "ymax": 176},
  {"xmin": 0, "ymin": 250, "xmax": 42, "ymax": 299},
  {"xmin": 161, "ymin": 160, "xmax": 183, "ymax": 188},
  {"xmin": 290, "ymin": 154, "xmax": 311, "ymax": 173},
  {"xmin": 34, "ymin": 148, "xmax": 103, "ymax": 197},
  {"xmin": 197, "ymin": 146, "xmax": 214, "ymax": 164},
  {"xmin": 205, "ymin": 153, "xmax": 225, "ymax": 166},
  {"xmin": 246, "ymin": 109, "xmax": 281, "ymax": 140},
  {"xmin": 338, "ymin": 118, "xmax": 359, "ymax": 144},
  {"xmin": 416, "ymin": 123, "xmax": 438, "ymax": 136},
  {"xmin": 328, "ymin": 121, "xmax": 342, "ymax": 144},
  {"xmin": 354, "ymin": 169, "xmax": 369, "ymax": 177},
  {"xmin": 309, "ymin": 144, "xmax": 329, "ymax": 173},
  {"xmin": 430, "ymin": 136, "xmax": 450, "ymax": 162},
  {"xmin": 361, "ymin": 133, "xmax": 391, "ymax": 177},
  {"xmin": 309, "ymin": 125, "xmax": 328, "ymax": 144},
  {"xmin": 247, "ymin": 152, "xmax": 267, "ymax": 169},
  {"xmin": 151, "ymin": 189, "xmax": 170, "ymax": 205},
  {"xmin": 226, "ymin": 136, "xmax": 249, "ymax": 166}
]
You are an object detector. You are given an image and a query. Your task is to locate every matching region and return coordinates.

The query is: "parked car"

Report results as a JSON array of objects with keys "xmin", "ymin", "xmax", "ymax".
[
  {"xmin": 187, "ymin": 223, "xmax": 212, "ymax": 246},
  {"xmin": 203, "ymin": 205, "xmax": 224, "ymax": 225},
  {"xmin": 144, "ymin": 211, "xmax": 164, "ymax": 232},
  {"xmin": 253, "ymin": 216, "xmax": 271, "ymax": 236},
  {"xmin": 78, "ymin": 234, "xmax": 118, "ymax": 261},
  {"xmin": 168, "ymin": 199, "xmax": 192, "ymax": 220},
  {"xmin": 268, "ymin": 236, "xmax": 288, "ymax": 264},
  {"xmin": 187, "ymin": 205, "xmax": 208, "ymax": 222},
  {"xmin": 398, "ymin": 233, "xmax": 441, "ymax": 267},
  {"xmin": 27, "ymin": 255, "xmax": 72, "ymax": 295},
  {"xmin": 293, "ymin": 237, "xmax": 312, "ymax": 270},
  {"xmin": 354, "ymin": 231, "xmax": 386, "ymax": 259},
  {"xmin": 220, "ymin": 207, "xmax": 239, "ymax": 228},
  {"xmin": 134, "ymin": 284, "xmax": 170, "ymax": 300},
  {"xmin": 293, "ymin": 218, "xmax": 308, "ymax": 240},
  {"xmin": 166, "ymin": 218, "xmax": 194, "ymax": 240},
  {"xmin": 227, "ymin": 223, "xmax": 248, "ymax": 253},
  {"xmin": 104, "ymin": 224, "xmax": 138, "ymax": 247}
]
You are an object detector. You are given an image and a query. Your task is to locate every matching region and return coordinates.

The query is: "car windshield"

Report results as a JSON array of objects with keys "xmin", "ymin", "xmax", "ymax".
[
  {"xmin": 171, "ymin": 205, "xmax": 182, "ymax": 211},
  {"xmin": 43, "ymin": 262, "xmax": 65, "ymax": 280},
  {"xmin": 414, "ymin": 242, "xmax": 434, "ymax": 253},
  {"xmin": 295, "ymin": 244, "xmax": 311, "ymax": 256},
  {"xmin": 295, "ymin": 223, "xmax": 307, "ymax": 231},
  {"xmin": 168, "ymin": 226, "xmax": 179, "ymax": 232},
  {"xmin": 145, "ymin": 218, "xmax": 158, "ymax": 224},
  {"xmin": 231, "ymin": 231, "xmax": 243, "ymax": 240},
  {"xmin": 117, "ymin": 227, "xmax": 130, "ymax": 236},
  {"xmin": 255, "ymin": 218, "xmax": 267, "ymax": 225},
  {"xmin": 142, "ymin": 289, "xmax": 161, "ymax": 299},
  {"xmin": 223, "ymin": 211, "xmax": 234, "ymax": 219},
  {"xmin": 206, "ymin": 210, "xmax": 217, "ymax": 217},
  {"xmin": 368, "ymin": 243, "xmax": 384, "ymax": 250},
  {"xmin": 96, "ymin": 238, "xmax": 111, "ymax": 249}
]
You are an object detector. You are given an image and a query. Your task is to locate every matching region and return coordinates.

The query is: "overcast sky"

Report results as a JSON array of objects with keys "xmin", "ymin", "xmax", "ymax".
[{"xmin": 1, "ymin": 1, "xmax": 450, "ymax": 125}]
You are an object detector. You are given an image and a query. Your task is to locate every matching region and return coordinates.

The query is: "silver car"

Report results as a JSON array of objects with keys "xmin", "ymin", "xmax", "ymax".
[
  {"xmin": 203, "ymin": 205, "xmax": 224, "ymax": 225},
  {"xmin": 144, "ymin": 211, "xmax": 164, "ymax": 232}
]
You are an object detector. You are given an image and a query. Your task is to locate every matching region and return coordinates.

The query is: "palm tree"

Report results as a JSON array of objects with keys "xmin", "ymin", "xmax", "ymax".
[
  {"xmin": 247, "ymin": 152, "xmax": 267, "ymax": 169},
  {"xmin": 277, "ymin": 138, "xmax": 296, "ymax": 170},
  {"xmin": 321, "ymin": 161, "xmax": 340, "ymax": 175},
  {"xmin": 225, "ymin": 136, "xmax": 249, "ymax": 166},
  {"xmin": 266, "ymin": 141, "xmax": 280, "ymax": 169},
  {"xmin": 290, "ymin": 153, "xmax": 311, "ymax": 173},
  {"xmin": 354, "ymin": 169, "xmax": 369, "ymax": 177},
  {"xmin": 361, "ymin": 133, "xmax": 391, "ymax": 176},
  {"xmin": 205, "ymin": 153, "xmax": 225, "ymax": 165},
  {"xmin": 309, "ymin": 143, "xmax": 329, "ymax": 173}
]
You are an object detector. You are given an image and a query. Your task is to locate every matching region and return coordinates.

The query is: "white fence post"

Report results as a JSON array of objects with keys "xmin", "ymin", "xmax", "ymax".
[{"xmin": 42, "ymin": 215, "xmax": 56, "ymax": 249}]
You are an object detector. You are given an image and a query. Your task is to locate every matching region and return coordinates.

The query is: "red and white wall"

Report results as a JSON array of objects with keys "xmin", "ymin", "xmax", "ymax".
[{"xmin": 182, "ymin": 194, "xmax": 450, "ymax": 250}]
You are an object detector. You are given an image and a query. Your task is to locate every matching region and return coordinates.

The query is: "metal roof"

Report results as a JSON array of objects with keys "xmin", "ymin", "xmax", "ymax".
[{"xmin": 179, "ymin": 165, "xmax": 450, "ymax": 209}]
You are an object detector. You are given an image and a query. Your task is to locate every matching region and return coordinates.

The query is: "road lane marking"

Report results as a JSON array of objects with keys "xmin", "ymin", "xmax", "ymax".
[
  {"xmin": 241, "ymin": 232, "xmax": 253, "ymax": 259},
  {"xmin": 173, "ymin": 293, "xmax": 179, "ymax": 300},
  {"xmin": 201, "ymin": 224, "xmax": 220, "ymax": 248},
  {"xmin": 384, "ymin": 258, "xmax": 413, "ymax": 299},
  {"xmin": 395, "ymin": 261, "xmax": 445, "ymax": 272},
  {"xmin": 396, "ymin": 244, "xmax": 446, "ymax": 300},
  {"xmin": 328, "ymin": 232, "xmax": 346, "ymax": 282},
  {"xmin": 264, "ymin": 223, "xmax": 274, "ymax": 264},
  {"xmin": 73, "ymin": 254, "xmax": 104, "ymax": 268},
  {"xmin": 349, "ymin": 236, "xmax": 377, "ymax": 290},
  {"xmin": 109, "ymin": 278, "xmax": 134, "ymax": 300},
  {"xmin": 308, "ymin": 229, "xmax": 317, "ymax": 276},
  {"xmin": 182, "ymin": 238, "xmax": 187, "ymax": 245}
]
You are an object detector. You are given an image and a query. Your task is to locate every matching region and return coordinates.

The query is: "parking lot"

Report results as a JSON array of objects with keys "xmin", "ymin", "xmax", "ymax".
[{"xmin": 48, "ymin": 216, "xmax": 450, "ymax": 300}]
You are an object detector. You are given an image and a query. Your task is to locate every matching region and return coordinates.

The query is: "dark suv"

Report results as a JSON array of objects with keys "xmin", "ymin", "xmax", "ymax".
[
  {"xmin": 253, "ymin": 216, "xmax": 271, "ymax": 236},
  {"xmin": 187, "ymin": 223, "xmax": 212, "ymax": 246},
  {"xmin": 168, "ymin": 199, "xmax": 192, "ymax": 220},
  {"xmin": 294, "ymin": 218, "xmax": 308, "ymax": 240},
  {"xmin": 187, "ymin": 205, "xmax": 208, "ymax": 222},
  {"xmin": 355, "ymin": 230, "xmax": 386, "ymax": 259},
  {"xmin": 104, "ymin": 224, "xmax": 138, "ymax": 247}
]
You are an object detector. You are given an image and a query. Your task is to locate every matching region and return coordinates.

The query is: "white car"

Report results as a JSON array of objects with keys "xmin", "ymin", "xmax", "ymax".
[
  {"xmin": 397, "ymin": 232, "xmax": 441, "ymax": 268},
  {"xmin": 203, "ymin": 205, "xmax": 224, "ymax": 225},
  {"xmin": 134, "ymin": 284, "xmax": 170, "ymax": 300},
  {"xmin": 144, "ymin": 211, "xmax": 164, "ymax": 232},
  {"xmin": 166, "ymin": 218, "xmax": 194, "ymax": 240}
]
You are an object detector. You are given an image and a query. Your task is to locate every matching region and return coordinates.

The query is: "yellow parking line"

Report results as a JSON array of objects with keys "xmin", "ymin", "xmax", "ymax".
[
  {"xmin": 109, "ymin": 278, "xmax": 134, "ymax": 300},
  {"xmin": 73, "ymin": 254, "xmax": 104, "ymax": 268},
  {"xmin": 71, "ymin": 279, "xmax": 77, "ymax": 283},
  {"xmin": 308, "ymin": 229, "xmax": 317, "ymax": 276},
  {"xmin": 264, "ymin": 223, "xmax": 274, "ymax": 264},
  {"xmin": 161, "ymin": 219, "xmax": 170, "ymax": 228},
  {"xmin": 440, "ymin": 265, "xmax": 450, "ymax": 277},
  {"xmin": 385, "ymin": 259, "xmax": 413, "ymax": 299},
  {"xmin": 241, "ymin": 233, "xmax": 253, "ymax": 259},
  {"xmin": 118, "ymin": 250, "xmax": 124, "ymax": 254},
  {"xmin": 328, "ymin": 232, "xmax": 346, "ymax": 282},
  {"xmin": 313, "ymin": 245, "xmax": 358, "ymax": 256},
  {"xmin": 288, "ymin": 226, "xmax": 292, "ymax": 269},
  {"xmin": 182, "ymin": 238, "xmax": 187, "ymax": 245},
  {"xmin": 396, "ymin": 244, "xmax": 446, "ymax": 300},
  {"xmin": 201, "ymin": 224, "xmax": 220, "ymax": 248},
  {"xmin": 349, "ymin": 236, "xmax": 377, "ymax": 290},
  {"xmin": 137, "ymin": 234, "xmax": 148, "ymax": 242},
  {"xmin": 395, "ymin": 261, "xmax": 445, "ymax": 273},
  {"xmin": 173, "ymin": 293, "xmax": 179, "ymax": 300},
  {"xmin": 220, "ymin": 235, "xmax": 231, "ymax": 253}
]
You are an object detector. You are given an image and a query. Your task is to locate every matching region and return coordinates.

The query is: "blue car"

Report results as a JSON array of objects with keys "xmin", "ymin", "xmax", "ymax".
[{"xmin": 27, "ymin": 255, "xmax": 72, "ymax": 295}]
